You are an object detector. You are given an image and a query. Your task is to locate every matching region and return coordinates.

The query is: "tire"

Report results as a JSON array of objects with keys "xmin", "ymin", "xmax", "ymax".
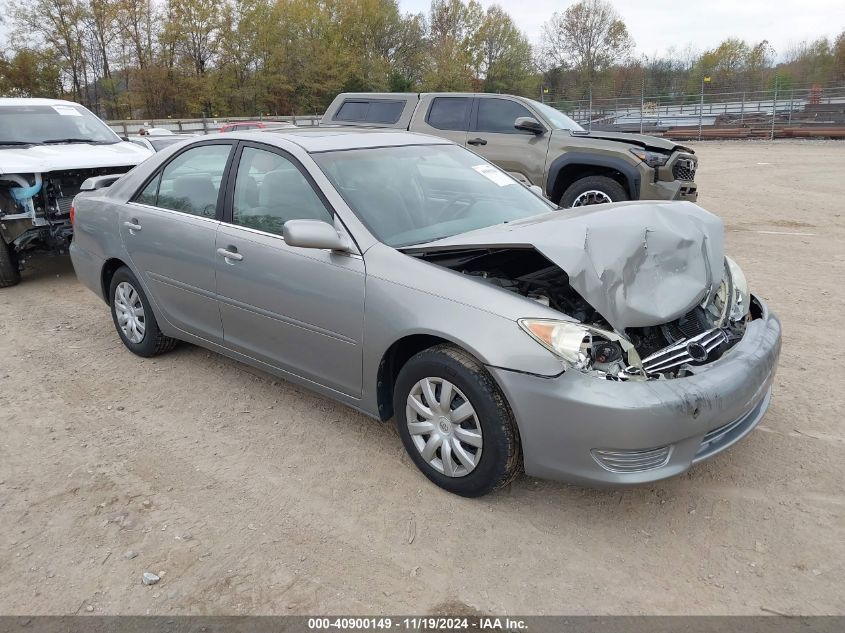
[
  {"xmin": 394, "ymin": 343, "xmax": 521, "ymax": 497},
  {"xmin": 108, "ymin": 266, "xmax": 178, "ymax": 357},
  {"xmin": 560, "ymin": 175, "xmax": 629, "ymax": 208},
  {"xmin": 0, "ymin": 239, "xmax": 21, "ymax": 288}
]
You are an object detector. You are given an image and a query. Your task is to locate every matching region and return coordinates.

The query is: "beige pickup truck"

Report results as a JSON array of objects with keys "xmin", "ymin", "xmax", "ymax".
[{"xmin": 321, "ymin": 92, "xmax": 698, "ymax": 207}]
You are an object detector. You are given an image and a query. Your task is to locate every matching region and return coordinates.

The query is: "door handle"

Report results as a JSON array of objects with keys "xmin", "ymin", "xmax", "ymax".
[
  {"xmin": 468, "ymin": 138, "xmax": 487, "ymax": 146},
  {"xmin": 123, "ymin": 220, "xmax": 142, "ymax": 232},
  {"xmin": 216, "ymin": 247, "xmax": 243, "ymax": 262}
]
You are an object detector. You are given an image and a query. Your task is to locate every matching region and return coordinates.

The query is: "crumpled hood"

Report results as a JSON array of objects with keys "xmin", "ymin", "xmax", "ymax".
[
  {"xmin": 567, "ymin": 130, "xmax": 693, "ymax": 153},
  {"xmin": 0, "ymin": 141, "xmax": 152, "ymax": 175},
  {"xmin": 408, "ymin": 201, "xmax": 724, "ymax": 332}
]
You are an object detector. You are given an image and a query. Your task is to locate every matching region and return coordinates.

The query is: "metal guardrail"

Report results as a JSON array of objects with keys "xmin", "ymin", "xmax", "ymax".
[{"xmin": 107, "ymin": 115, "xmax": 322, "ymax": 137}]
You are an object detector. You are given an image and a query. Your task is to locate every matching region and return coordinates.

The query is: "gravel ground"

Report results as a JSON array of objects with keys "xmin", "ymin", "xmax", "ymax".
[{"xmin": 0, "ymin": 140, "xmax": 843, "ymax": 616}]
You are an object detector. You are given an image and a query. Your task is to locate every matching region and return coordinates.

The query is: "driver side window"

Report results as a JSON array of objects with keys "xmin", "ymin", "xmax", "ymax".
[{"xmin": 475, "ymin": 98, "xmax": 534, "ymax": 134}]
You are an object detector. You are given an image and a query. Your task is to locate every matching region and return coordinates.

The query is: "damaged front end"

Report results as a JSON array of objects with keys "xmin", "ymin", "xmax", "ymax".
[
  {"xmin": 0, "ymin": 166, "xmax": 133, "ymax": 256},
  {"xmin": 409, "ymin": 245, "xmax": 752, "ymax": 381}
]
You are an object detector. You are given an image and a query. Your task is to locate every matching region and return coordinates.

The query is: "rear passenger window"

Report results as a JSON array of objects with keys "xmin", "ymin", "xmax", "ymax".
[
  {"xmin": 334, "ymin": 99, "xmax": 404, "ymax": 124},
  {"xmin": 427, "ymin": 97, "xmax": 470, "ymax": 131},
  {"xmin": 232, "ymin": 146, "xmax": 332, "ymax": 237},
  {"xmin": 151, "ymin": 144, "xmax": 231, "ymax": 217},
  {"xmin": 476, "ymin": 98, "xmax": 535, "ymax": 134}
]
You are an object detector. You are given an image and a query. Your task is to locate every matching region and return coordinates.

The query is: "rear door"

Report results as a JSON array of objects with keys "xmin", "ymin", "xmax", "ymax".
[
  {"xmin": 214, "ymin": 142, "xmax": 365, "ymax": 396},
  {"xmin": 120, "ymin": 140, "xmax": 234, "ymax": 342},
  {"xmin": 467, "ymin": 96, "xmax": 550, "ymax": 186},
  {"xmin": 411, "ymin": 96, "xmax": 471, "ymax": 147}
]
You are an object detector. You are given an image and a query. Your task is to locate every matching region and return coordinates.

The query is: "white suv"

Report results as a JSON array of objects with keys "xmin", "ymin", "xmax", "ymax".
[{"xmin": 0, "ymin": 98, "xmax": 152, "ymax": 286}]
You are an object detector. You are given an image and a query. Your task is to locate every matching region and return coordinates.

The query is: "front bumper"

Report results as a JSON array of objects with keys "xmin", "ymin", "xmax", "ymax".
[
  {"xmin": 644, "ymin": 152, "xmax": 698, "ymax": 202},
  {"xmin": 489, "ymin": 296, "xmax": 781, "ymax": 486}
]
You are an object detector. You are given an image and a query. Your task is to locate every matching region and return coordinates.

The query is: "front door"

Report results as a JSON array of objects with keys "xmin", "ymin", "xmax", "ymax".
[
  {"xmin": 120, "ymin": 142, "xmax": 233, "ymax": 341},
  {"xmin": 467, "ymin": 96, "xmax": 550, "ymax": 186},
  {"xmin": 214, "ymin": 143, "xmax": 365, "ymax": 397}
]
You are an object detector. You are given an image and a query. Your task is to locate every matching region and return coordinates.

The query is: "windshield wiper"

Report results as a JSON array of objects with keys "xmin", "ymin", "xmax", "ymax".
[
  {"xmin": 0, "ymin": 140, "xmax": 38, "ymax": 146},
  {"xmin": 41, "ymin": 138, "xmax": 114, "ymax": 145}
]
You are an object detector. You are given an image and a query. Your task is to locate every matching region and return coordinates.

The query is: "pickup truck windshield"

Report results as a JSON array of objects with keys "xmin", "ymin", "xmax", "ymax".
[
  {"xmin": 527, "ymin": 100, "xmax": 584, "ymax": 132},
  {"xmin": 313, "ymin": 144, "xmax": 555, "ymax": 247},
  {"xmin": 0, "ymin": 104, "xmax": 121, "ymax": 145}
]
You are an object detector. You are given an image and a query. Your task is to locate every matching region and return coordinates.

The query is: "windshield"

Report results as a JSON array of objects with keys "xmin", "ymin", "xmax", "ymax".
[
  {"xmin": 527, "ymin": 100, "xmax": 584, "ymax": 131},
  {"xmin": 313, "ymin": 144, "xmax": 556, "ymax": 247},
  {"xmin": 0, "ymin": 104, "xmax": 121, "ymax": 145}
]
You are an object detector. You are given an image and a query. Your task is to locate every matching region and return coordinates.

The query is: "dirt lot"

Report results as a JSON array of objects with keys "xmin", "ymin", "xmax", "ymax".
[{"xmin": 0, "ymin": 140, "xmax": 843, "ymax": 616}]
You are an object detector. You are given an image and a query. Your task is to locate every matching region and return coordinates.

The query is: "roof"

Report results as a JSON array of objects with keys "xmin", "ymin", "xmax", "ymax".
[
  {"xmin": 0, "ymin": 97, "xmax": 82, "ymax": 107},
  {"xmin": 221, "ymin": 127, "xmax": 452, "ymax": 153}
]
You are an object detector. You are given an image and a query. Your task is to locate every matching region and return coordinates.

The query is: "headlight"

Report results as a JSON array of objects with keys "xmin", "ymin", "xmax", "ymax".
[
  {"xmin": 629, "ymin": 147, "xmax": 670, "ymax": 168},
  {"xmin": 518, "ymin": 318, "xmax": 644, "ymax": 378},
  {"xmin": 725, "ymin": 256, "xmax": 750, "ymax": 321}
]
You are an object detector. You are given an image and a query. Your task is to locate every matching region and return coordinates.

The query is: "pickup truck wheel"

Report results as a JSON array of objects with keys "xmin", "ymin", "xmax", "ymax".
[
  {"xmin": 109, "ymin": 266, "xmax": 178, "ymax": 357},
  {"xmin": 394, "ymin": 344, "xmax": 522, "ymax": 497},
  {"xmin": 0, "ymin": 239, "xmax": 21, "ymax": 288},
  {"xmin": 560, "ymin": 176, "xmax": 628, "ymax": 208}
]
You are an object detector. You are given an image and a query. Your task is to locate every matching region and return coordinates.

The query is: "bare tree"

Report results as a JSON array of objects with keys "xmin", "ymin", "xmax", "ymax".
[{"xmin": 541, "ymin": 0, "xmax": 633, "ymax": 81}]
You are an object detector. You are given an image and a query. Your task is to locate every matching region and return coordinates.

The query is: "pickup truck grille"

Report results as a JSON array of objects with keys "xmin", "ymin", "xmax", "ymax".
[
  {"xmin": 673, "ymin": 158, "xmax": 696, "ymax": 181},
  {"xmin": 641, "ymin": 328, "xmax": 727, "ymax": 375}
]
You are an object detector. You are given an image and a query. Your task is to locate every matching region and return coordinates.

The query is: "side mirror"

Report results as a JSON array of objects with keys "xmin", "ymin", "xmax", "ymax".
[
  {"xmin": 80, "ymin": 174, "xmax": 123, "ymax": 191},
  {"xmin": 283, "ymin": 219, "xmax": 352, "ymax": 252},
  {"xmin": 514, "ymin": 116, "xmax": 545, "ymax": 134}
]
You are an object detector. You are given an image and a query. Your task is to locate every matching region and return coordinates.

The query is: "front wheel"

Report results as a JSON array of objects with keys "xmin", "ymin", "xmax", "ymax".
[
  {"xmin": 0, "ymin": 239, "xmax": 20, "ymax": 288},
  {"xmin": 394, "ymin": 344, "xmax": 521, "ymax": 497},
  {"xmin": 560, "ymin": 175, "xmax": 629, "ymax": 208},
  {"xmin": 109, "ymin": 266, "xmax": 178, "ymax": 357}
]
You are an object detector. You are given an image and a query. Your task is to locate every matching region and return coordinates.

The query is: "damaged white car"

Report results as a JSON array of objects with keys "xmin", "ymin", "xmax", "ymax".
[{"xmin": 0, "ymin": 98, "xmax": 151, "ymax": 287}]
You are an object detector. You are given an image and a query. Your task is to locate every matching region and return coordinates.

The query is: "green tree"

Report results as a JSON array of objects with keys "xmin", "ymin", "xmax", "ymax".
[{"xmin": 541, "ymin": 0, "xmax": 633, "ymax": 88}]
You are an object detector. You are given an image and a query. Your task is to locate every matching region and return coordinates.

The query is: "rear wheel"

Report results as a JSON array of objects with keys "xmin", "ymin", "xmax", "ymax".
[
  {"xmin": 0, "ymin": 239, "xmax": 20, "ymax": 288},
  {"xmin": 394, "ymin": 344, "xmax": 521, "ymax": 497},
  {"xmin": 560, "ymin": 175, "xmax": 628, "ymax": 208},
  {"xmin": 109, "ymin": 266, "xmax": 178, "ymax": 357}
]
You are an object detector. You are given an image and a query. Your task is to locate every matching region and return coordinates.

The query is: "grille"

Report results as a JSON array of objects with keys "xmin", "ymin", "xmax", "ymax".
[
  {"xmin": 641, "ymin": 328, "xmax": 727, "ymax": 375},
  {"xmin": 56, "ymin": 196, "xmax": 73, "ymax": 216},
  {"xmin": 591, "ymin": 446, "xmax": 672, "ymax": 473},
  {"xmin": 673, "ymin": 158, "xmax": 697, "ymax": 181}
]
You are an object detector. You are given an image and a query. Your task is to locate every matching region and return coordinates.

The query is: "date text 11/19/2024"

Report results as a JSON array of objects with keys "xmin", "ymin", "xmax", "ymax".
[{"xmin": 307, "ymin": 617, "xmax": 528, "ymax": 630}]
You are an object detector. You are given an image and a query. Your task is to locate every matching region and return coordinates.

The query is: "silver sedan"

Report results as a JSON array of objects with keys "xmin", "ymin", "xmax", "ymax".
[{"xmin": 69, "ymin": 129, "xmax": 781, "ymax": 496}]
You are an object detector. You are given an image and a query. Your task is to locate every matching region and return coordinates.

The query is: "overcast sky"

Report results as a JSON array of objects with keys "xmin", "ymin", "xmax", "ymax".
[
  {"xmin": 401, "ymin": 0, "xmax": 845, "ymax": 59},
  {"xmin": 0, "ymin": 1, "xmax": 841, "ymax": 60}
]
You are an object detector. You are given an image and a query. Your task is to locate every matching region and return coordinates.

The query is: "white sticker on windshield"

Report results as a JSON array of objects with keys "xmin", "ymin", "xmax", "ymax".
[
  {"xmin": 52, "ymin": 105, "xmax": 82, "ymax": 116},
  {"xmin": 472, "ymin": 164, "xmax": 515, "ymax": 187}
]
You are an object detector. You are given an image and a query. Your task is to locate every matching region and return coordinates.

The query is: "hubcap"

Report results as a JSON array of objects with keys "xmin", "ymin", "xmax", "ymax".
[
  {"xmin": 114, "ymin": 281, "xmax": 146, "ymax": 344},
  {"xmin": 572, "ymin": 189, "xmax": 613, "ymax": 206},
  {"xmin": 405, "ymin": 377, "xmax": 483, "ymax": 478}
]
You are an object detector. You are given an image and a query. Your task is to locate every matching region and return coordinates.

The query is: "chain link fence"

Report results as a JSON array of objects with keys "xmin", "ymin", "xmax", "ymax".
[{"xmin": 542, "ymin": 83, "xmax": 845, "ymax": 140}]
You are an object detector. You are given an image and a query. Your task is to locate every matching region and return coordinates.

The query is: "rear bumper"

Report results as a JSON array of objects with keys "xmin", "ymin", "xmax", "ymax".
[
  {"xmin": 489, "ymin": 296, "xmax": 781, "ymax": 486},
  {"xmin": 69, "ymin": 241, "xmax": 105, "ymax": 300}
]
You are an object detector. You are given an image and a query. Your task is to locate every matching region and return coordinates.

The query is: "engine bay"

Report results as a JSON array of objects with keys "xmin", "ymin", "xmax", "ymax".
[
  {"xmin": 413, "ymin": 246, "xmax": 750, "ymax": 380},
  {"xmin": 0, "ymin": 166, "xmax": 133, "ymax": 252}
]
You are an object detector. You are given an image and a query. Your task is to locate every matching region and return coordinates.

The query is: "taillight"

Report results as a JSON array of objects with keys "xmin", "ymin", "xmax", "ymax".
[{"xmin": 69, "ymin": 205, "xmax": 75, "ymax": 224}]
